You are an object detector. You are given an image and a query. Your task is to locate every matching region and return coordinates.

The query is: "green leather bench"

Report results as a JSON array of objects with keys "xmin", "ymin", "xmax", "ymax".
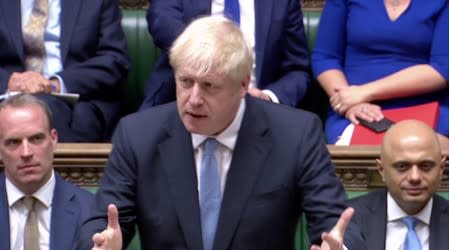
[{"xmin": 120, "ymin": 10, "xmax": 327, "ymax": 119}]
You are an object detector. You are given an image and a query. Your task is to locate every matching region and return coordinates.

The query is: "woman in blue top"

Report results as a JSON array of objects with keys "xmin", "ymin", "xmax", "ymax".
[{"xmin": 312, "ymin": 0, "xmax": 448, "ymax": 145}]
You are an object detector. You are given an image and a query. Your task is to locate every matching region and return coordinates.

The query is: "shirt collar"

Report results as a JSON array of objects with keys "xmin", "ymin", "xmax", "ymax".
[
  {"xmin": 192, "ymin": 98, "xmax": 246, "ymax": 150},
  {"xmin": 6, "ymin": 170, "xmax": 56, "ymax": 208},
  {"xmin": 387, "ymin": 191, "xmax": 433, "ymax": 225}
]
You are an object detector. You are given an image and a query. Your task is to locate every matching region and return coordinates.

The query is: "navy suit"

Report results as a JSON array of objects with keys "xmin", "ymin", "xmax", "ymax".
[
  {"xmin": 348, "ymin": 190, "xmax": 449, "ymax": 250},
  {"xmin": 0, "ymin": 0, "xmax": 130, "ymax": 142},
  {"xmin": 0, "ymin": 172, "xmax": 93, "ymax": 250},
  {"xmin": 78, "ymin": 97, "xmax": 364, "ymax": 250},
  {"xmin": 140, "ymin": 0, "xmax": 310, "ymax": 109}
]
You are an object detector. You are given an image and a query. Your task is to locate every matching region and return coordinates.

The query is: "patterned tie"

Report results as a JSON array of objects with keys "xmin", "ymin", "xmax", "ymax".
[
  {"xmin": 402, "ymin": 216, "xmax": 422, "ymax": 250},
  {"xmin": 224, "ymin": 0, "xmax": 240, "ymax": 25},
  {"xmin": 23, "ymin": 196, "xmax": 40, "ymax": 250},
  {"xmin": 23, "ymin": 0, "xmax": 49, "ymax": 73},
  {"xmin": 200, "ymin": 138, "xmax": 221, "ymax": 250}
]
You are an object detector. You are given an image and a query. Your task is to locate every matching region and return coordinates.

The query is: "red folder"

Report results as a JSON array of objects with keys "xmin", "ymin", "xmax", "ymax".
[{"xmin": 350, "ymin": 102, "xmax": 439, "ymax": 145}]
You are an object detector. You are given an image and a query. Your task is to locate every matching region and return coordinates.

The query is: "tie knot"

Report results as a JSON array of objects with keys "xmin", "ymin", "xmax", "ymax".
[
  {"xmin": 22, "ymin": 196, "xmax": 37, "ymax": 210},
  {"xmin": 203, "ymin": 138, "xmax": 219, "ymax": 156},
  {"xmin": 403, "ymin": 216, "xmax": 419, "ymax": 230}
]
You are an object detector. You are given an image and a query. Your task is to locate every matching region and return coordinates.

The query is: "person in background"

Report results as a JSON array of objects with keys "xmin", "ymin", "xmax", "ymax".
[
  {"xmin": 77, "ymin": 16, "xmax": 364, "ymax": 250},
  {"xmin": 0, "ymin": 0, "xmax": 130, "ymax": 142},
  {"xmin": 312, "ymin": 0, "xmax": 448, "ymax": 145},
  {"xmin": 140, "ymin": 0, "xmax": 310, "ymax": 109},
  {"xmin": 0, "ymin": 94, "xmax": 93, "ymax": 250},
  {"xmin": 349, "ymin": 120, "xmax": 449, "ymax": 250}
]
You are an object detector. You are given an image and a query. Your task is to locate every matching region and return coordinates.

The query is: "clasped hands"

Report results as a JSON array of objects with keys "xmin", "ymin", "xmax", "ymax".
[
  {"xmin": 330, "ymin": 85, "xmax": 383, "ymax": 124},
  {"xmin": 8, "ymin": 71, "xmax": 60, "ymax": 94},
  {"xmin": 91, "ymin": 204, "xmax": 355, "ymax": 250}
]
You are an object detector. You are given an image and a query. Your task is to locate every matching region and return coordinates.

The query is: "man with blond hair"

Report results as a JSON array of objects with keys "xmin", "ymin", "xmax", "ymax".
[{"xmin": 78, "ymin": 16, "xmax": 364, "ymax": 250}]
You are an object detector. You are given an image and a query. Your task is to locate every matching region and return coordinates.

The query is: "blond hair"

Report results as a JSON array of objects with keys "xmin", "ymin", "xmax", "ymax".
[{"xmin": 169, "ymin": 16, "xmax": 253, "ymax": 83}]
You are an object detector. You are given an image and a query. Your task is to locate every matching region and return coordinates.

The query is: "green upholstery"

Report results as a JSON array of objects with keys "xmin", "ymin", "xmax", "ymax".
[{"xmin": 121, "ymin": 9, "xmax": 160, "ymax": 114}]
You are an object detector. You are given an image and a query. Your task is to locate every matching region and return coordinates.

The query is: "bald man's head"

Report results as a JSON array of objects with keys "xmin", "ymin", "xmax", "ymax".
[{"xmin": 377, "ymin": 120, "xmax": 446, "ymax": 215}]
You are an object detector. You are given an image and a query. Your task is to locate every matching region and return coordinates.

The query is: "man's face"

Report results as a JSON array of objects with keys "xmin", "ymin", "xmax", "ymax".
[
  {"xmin": 0, "ymin": 105, "xmax": 57, "ymax": 194},
  {"xmin": 378, "ymin": 135, "xmax": 445, "ymax": 214},
  {"xmin": 176, "ymin": 66, "xmax": 248, "ymax": 136}
]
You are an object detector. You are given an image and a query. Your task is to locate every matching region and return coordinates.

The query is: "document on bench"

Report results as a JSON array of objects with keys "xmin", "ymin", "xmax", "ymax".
[{"xmin": 0, "ymin": 91, "xmax": 80, "ymax": 107}]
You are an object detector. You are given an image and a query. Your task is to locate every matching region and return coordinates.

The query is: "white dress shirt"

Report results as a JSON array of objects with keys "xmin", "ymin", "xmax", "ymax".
[
  {"xmin": 21, "ymin": 0, "xmax": 67, "ymax": 93},
  {"xmin": 6, "ymin": 170, "xmax": 56, "ymax": 250},
  {"xmin": 386, "ymin": 192, "xmax": 431, "ymax": 250},
  {"xmin": 211, "ymin": 0, "xmax": 279, "ymax": 103},
  {"xmin": 192, "ymin": 99, "xmax": 245, "ymax": 195}
]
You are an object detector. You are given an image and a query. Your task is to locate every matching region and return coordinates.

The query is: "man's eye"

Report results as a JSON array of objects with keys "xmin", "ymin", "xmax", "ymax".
[
  {"xmin": 419, "ymin": 162, "xmax": 435, "ymax": 171},
  {"xmin": 394, "ymin": 163, "xmax": 410, "ymax": 171},
  {"xmin": 5, "ymin": 140, "xmax": 20, "ymax": 148}
]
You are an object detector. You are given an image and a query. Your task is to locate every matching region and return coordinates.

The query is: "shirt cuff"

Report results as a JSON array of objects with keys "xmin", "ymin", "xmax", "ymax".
[{"xmin": 50, "ymin": 75, "xmax": 67, "ymax": 93}]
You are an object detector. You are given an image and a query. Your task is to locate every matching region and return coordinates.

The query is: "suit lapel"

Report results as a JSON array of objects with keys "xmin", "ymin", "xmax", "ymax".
[
  {"xmin": 254, "ymin": 0, "xmax": 272, "ymax": 82},
  {"xmin": 159, "ymin": 113, "xmax": 203, "ymax": 250},
  {"xmin": 214, "ymin": 98, "xmax": 272, "ymax": 250},
  {"xmin": 50, "ymin": 174, "xmax": 78, "ymax": 250},
  {"xmin": 1, "ymin": 1, "xmax": 24, "ymax": 60},
  {"xmin": 365, "ymin": 191, "xmax": 388, "ymax": 250},
  {"xmin": 0, "ymin": 174, "xmax": 11, "ymax": 250},
  {"xmin": 60, "ymin": 0, "xmax": 81, "ymax": 64},
  {"xmin": 429, "ymin": 195, "xmax": 449, "ymax": 250}
]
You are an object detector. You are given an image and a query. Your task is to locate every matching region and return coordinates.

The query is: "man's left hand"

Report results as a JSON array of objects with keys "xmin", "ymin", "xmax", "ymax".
[
  {"xmin": 310, "ymin": 207, "xmax": 355, "ymax": 250},
  {"xmin": 247, "ymin": 86, "xmax": 271, "ymax": 101}
]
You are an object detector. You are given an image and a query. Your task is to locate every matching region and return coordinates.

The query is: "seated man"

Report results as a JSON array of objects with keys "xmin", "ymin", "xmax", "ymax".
[
  {"xmin": 0, "ymin": 0, "xmax": 130, "ymax": 142},
  {"xmin": 349, "ymin": 120, "xmax": 449, "ymax": 249},
  {"xmin": 0, "ymin": 94, "xmax": 93, "ymax": 249},
  {"xmin": 78, "ymin": 16, "xmax": 364, "ymax": 250}
]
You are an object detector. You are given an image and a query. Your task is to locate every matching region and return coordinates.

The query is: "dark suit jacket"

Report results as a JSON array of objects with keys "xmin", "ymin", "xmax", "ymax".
[
  {"xmin": 79, "ymin": 96, "xmax": 364, "ymax": 250},
  {"xmin": 140, "ymin": 0, "xmax": 310, "ymax": 109},
  {"xmin": 0, "ymin": 172, "xmax": 93, "ymax": 250},
  {"xmin": 348, "ymin": 189, "xmax": 449, "ymax": 250},
  {"xmin": 0, "ymin": 0, "xmax": 130, "ymax": 141}
]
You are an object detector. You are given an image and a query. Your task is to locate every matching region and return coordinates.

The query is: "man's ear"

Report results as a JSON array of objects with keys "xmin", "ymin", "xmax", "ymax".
[
  {"xmin": 440, "ymin": 156, "xmax": 447, "ymax": 177},
  {"xmin": 240, "ymin": 75, "xmax": 250, "ymax": 95},
  {"xmin": 376, "ymin": 158, "xmax": 385, "ymax": 182}
]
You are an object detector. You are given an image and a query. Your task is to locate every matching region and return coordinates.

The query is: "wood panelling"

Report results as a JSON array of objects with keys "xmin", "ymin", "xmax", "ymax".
[{"xmin": 2, "ymin": 143, "xmax": 448, "ymax": 191}]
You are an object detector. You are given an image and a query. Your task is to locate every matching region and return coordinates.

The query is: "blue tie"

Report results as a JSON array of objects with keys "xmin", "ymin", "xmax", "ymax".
[
  {"xmin": 224, "ymin": 0, "xmax": 240, "ymax": 25},
  {"xmin": 200, "ymin": 138, "xmax": 221, "ymax": 250},
  {"xmin": 403, "ymin": 217, "xmax": 422, "ymax": 250}
]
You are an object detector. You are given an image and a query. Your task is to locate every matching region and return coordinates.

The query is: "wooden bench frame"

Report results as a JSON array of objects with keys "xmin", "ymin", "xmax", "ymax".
[{"xmin": 2, "ymin": 143, "xmax": 447, "ymax": 191}]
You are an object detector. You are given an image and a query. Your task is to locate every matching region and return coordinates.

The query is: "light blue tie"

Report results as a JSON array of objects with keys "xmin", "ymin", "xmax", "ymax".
[
  {"xmin": 403, "ymin": 216, "xmax": 422, "ymax": 250},
  {"xmin": 200, "ymin": 138, "xmax": 221, "ymax": 250},
  {"xmin": 224, "ymin": 0, "xmax": 240, "ymax": 25}
]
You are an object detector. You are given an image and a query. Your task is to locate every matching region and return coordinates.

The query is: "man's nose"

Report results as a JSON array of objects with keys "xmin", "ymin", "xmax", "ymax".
[
  {"xmin": 408, "ymin": 166, "xmax": 422, "ymax": 182},
  {"xmin": 188, "ymin": 84, "xmax": 204, "ymax": 106},
  {"xmin": 20, "ymin": 140, "xmax": 33, "ymax": 158}
]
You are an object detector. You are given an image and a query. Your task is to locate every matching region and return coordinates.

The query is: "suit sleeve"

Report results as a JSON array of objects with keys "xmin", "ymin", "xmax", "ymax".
[
  {"xmin": 261, "ymin": 0, "xmax": 310, "ymax": 107},
  {"xmin": 146, "ymin": 0, "xmax": 187, "ymax": 50},
  {"xmin": 311, "ymin": 0, "xmax": 347, "ymax": 77},
  {"xmin": 295, "ymin": 115, "xmax": 365, "ymax": 249},
  {"xmin": 57, "ymin": 0, "xmax": 129, "ymax": 97},
  {"xmin": 77, "ymin": 120, "xmax": 138, "ymax": 249}
]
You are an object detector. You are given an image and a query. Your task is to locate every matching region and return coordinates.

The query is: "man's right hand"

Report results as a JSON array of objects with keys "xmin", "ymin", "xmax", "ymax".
[
  {"xmin": 92, "ymin": 204, "xmax": 123, "ymax": 250},
  {"xmin": 8, "ymin": 71, "xmax": 52, "ymax": 94}
]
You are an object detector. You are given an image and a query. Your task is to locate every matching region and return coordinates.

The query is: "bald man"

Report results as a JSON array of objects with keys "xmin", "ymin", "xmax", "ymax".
[{"xmin": 348, "ymin": 120, "xmax": 449, "ymax": 250}]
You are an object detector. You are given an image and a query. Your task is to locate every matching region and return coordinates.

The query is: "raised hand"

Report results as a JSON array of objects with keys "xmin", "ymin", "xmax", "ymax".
[
  {"xmin": 92, "ymin": 204, "xmax": 123, "ymax": 250},
  {"xmin": 310, "ymin": 207, "xmax": 355, "ymax": 250}
]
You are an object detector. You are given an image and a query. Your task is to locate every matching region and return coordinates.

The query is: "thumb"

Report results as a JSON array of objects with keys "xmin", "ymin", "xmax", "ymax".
[
  {"xmin": 107, "ymin": 204, "xmax": 120, "ymax": 230},
  {"xmin": 332, "ymin": 207, "xmax": 354, "ymax": 235}
]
